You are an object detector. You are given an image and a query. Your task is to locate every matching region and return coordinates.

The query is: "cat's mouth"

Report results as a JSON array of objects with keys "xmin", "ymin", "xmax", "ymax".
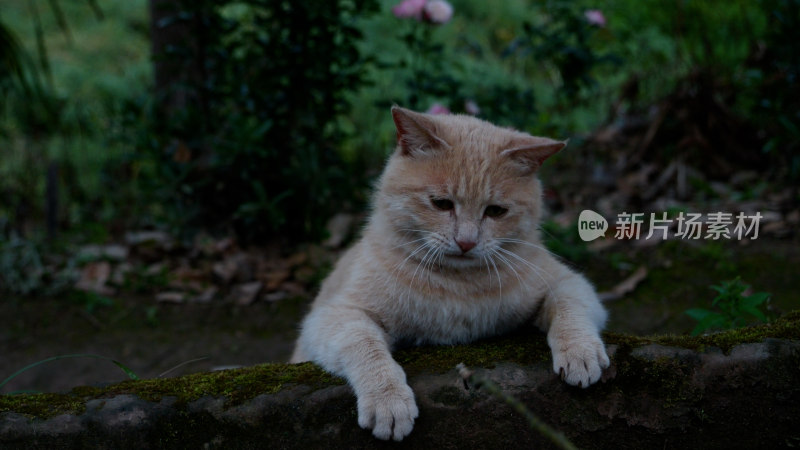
[
  {"xmin": 444, "ymin": 252, "xmax": 477, "ymax": 261},
  {"xmin": 440, "ymin": 252, "xmax": 486, "ymax": 271}
]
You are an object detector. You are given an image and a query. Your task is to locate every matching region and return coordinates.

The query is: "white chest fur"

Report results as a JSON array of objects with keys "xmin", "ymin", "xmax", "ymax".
[{"xmin": 376, "ymin": 284, "xmax": 541, "ymax": 346}]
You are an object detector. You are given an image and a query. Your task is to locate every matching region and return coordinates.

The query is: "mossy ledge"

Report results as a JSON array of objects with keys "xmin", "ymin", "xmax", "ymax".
[{"xmin": 2, "ymin": 312, "xmax": 799, "ymax": 449}]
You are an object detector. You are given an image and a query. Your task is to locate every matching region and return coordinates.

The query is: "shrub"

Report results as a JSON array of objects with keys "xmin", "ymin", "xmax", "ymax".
[
  {"xmin": 381, "ymin": 1, "xmax": 618, "ymax": 135},
  {"xmin": 141, "ymin": 0, "xmax": 379, "ymax": 242},
  {"xmin": 745, "ymin": 0, "xmax": 800, "ymax": 178}
]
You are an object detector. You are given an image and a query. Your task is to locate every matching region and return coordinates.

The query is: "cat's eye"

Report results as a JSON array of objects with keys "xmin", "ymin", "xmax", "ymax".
[
  {"xmin": 484, "ymin": 205, "xmax": 508, "ymax": 218},
  {"xmin": 431, "ymin": 198, "xmax": 454, "ymax": 211}
]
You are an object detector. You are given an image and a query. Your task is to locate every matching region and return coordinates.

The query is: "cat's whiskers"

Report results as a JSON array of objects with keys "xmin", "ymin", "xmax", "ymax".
[
  {"xmin": 491, "ymin": 250, "xmax": 528, "ymax": 294},
  {"xmin": 485, "ymin": 252, "xmax": 503, "ymax": 297},
  {"xmin": 393, "ymin": 229, "xmax": 437, "ymax": 249},
  {"xmin": 399, "ymin": 228, "xmax": 438, "ymax": 237},
  {"xmin": 391, "ymin": 236, "xmax": 429, "ymax": 251},
  {"xmin": 389, "ymin": 228, "xmax": 453, "ymax": 293},
  {"xmin": 424, "ymin": 245, "xmax": 444, "ymax": 288},
  {"xmin": 410, "ymin": 240, "xmax": 440, "ymax": 289},
  {"xmin": 391, "ymin": 228, "xmax": 441, "ymax": 268},
  {"xmin": 393, "ymin": 240, "xmax": 432, "ymax": 273},
  {"xmin": 433, "ymin": 245, "xmax": 445, "ymax": 275},
  {"xmin": 480, "ymin": 255, "xmax": 493, "ymax": 288},
  {"xmin": 497, "ymin": 237, "xmax": 560, "ymax": 259},
  {"xmin": 494, "ymin": 246, "xmax": 559, "ymax": 302}
]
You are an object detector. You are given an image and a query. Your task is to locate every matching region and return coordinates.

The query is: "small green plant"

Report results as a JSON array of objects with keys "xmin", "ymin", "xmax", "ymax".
[
  {"xmin": 0, "ymin": 354, "xmax": 138, "ymax": 394},
  {"xmin": 67, "ymin": 290, "xmax": 115, "ymax": 314},
  {"xmin": 145, "ymin": 305, "xmax": 159, "ymax": 327},
  {"xmin": 0, "ymin": 234, "xmax": 45, "ymax": 295},
  {"xmin": 685, "ymin": 277, "xmax": 770, "ymax": 336},
  {"xmin": 0, "ymin": 231, "xmax": 83, "ymax": 297}
]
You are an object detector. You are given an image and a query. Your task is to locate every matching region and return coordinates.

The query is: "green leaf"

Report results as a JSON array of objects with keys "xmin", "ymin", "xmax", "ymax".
[
  {"xmin": 741, "ymin": 292, "xmax": 769, "ymax": 307},
  {"xmin": 739, "ymin": 292, "xmax": 770, "ymax": 323},
  {"xmin": 690, "ymin": 313, "xmax": 727, "ymax": 336},
  {"xmin": 685, "ymin": 308, "xmax": 714, "ymax": 321},
  {"xmin": 744, "ymin": 307, "xmax": 768, "ymax": 323}
]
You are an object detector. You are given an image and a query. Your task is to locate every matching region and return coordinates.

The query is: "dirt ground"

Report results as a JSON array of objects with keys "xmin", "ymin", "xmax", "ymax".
[{"xmin": 0, "ymin": 295, "xmax": 306, "ymax": 394}]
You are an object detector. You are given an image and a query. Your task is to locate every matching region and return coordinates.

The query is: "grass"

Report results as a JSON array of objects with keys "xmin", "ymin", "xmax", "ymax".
[
  {"xmin": 0, "ymin": 0, "xmax": 150, "ymax": 235},
  {"xmin": 1, "ymin": 0, "xmax": 150, "ymax": 100},
  {"xmin": 0, "ymin": 353, "xmax": 139, "ymax": 394}
]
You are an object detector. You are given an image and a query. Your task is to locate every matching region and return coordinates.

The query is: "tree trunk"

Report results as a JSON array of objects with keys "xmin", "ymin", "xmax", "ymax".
[{"xmin": 148, "ymin": 0, "xmax": 210, "ymax": 133}]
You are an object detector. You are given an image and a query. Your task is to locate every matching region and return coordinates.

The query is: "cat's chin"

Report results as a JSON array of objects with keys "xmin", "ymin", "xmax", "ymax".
[{"xmin": 441, "ymin": 253, "xmax": 482, "ymax": 269}]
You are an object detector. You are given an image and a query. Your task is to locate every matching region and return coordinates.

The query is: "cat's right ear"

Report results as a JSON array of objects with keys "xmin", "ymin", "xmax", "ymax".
[
  {"xmin": 501, "ymin": 137, "xmax": 566, "ymax": 175},
  {"xmin": 391, "ymin": 106, "xmax": 450, "ymax": 157}
]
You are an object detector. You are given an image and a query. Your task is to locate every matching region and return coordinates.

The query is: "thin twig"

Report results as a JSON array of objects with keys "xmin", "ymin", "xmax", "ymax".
[
  {"xmin": 456, "ymin": 363, "xmax": 579, "ymax": 450},
  {"xmin": 78, "ymin": 309, "xmax": 104, "ymax": 330}
]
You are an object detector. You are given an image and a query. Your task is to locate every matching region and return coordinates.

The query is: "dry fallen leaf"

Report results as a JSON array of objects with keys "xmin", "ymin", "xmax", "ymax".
[
  {"xmin": 156, "ymin": 291, "xmax": 186, "ymax": 304},
  {"xmin": 228, "ymin": 281, "xmax": 263, "ymax": 306},
  {"xmin": 75, "ymin": 261, "xmax": 114, "ymax": 296}
]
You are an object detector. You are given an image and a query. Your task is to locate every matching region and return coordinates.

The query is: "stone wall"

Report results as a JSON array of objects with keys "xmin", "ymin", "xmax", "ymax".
[{"xmin": 2, "ymin": 312, "xmax": 799, "ymax": 449}]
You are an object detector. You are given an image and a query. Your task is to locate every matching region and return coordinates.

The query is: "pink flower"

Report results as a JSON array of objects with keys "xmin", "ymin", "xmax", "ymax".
[
  {"xmin": 584, "ymin": 9, "xmax": 606, "ymax": 27},
  {"xmin": 464, "ymin": 99, "xmax": 480, "ymax": 116},
  {"xmin": 392, "ymin": 0, "xmax": 426, "ymax": 20},
  {"xmin": 423, "ymin": 0, "xmax": 453, "ymax": 24},
  {"xmin": 426, "ymin": 103, "xmax": 451, "ymax": 115}
]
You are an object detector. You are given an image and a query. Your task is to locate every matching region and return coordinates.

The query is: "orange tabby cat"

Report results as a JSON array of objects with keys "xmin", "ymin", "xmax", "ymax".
[{"xmin": 291, "ymin": 106, "xmax": 609, "ymax": 441}]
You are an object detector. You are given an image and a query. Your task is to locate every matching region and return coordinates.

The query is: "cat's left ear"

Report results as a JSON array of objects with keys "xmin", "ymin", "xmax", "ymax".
[
  {"xmin": 501, "ymin": 137, "xmax": 566, "ymax": 174},
  {"xmin": 391, "ymin": 106, "xmax": 451, "ymax": 157}
]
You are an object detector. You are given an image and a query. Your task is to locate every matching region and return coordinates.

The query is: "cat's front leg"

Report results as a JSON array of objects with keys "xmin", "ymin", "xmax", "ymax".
[
  {"xmin": 292, "ymin": 303, "xmax": 418, "ymax": 441},
  {"xmin": 353, "ymin": 358, "xmax": 417, "ymax": 441},
  {"xmin": 547, "ymin": 321, "xmax": 609, "ymax": 387},
  {"xmin": 535, "ymin": 267, "xmax": 610, "ymax": 387}
]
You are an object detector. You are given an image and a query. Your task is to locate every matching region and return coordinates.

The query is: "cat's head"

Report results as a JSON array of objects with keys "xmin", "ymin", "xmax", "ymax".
[{"xmin": 374, "ymin": 106, "xmax": 565, "ymax": 269}]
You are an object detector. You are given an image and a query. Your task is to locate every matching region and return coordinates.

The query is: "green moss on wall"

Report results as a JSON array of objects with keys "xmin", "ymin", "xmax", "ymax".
[
  {"xmin": 1, "ymin": 311, "xmax": 798, "ymax": 421},
  {"xmin": 0, "ymin": 362, "xmax": 343, "ymax": 419},
  {"xmin": 606, "ymin": 310, "xmax": 800, "ymax": 352}
]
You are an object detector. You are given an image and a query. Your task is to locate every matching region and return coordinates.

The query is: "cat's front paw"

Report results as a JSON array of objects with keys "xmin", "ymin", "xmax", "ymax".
[
  {"xmin": 550, "ymin": 333, "xmax": 610, "ymax": 388},
  {"xmin": 356, "ymin": 382, "xmax": 419, "ymax": 441}
]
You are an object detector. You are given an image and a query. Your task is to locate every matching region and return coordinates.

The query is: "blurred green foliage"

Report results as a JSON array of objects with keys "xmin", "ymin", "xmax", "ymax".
[
  {"xmin": 541, "ymin": 219, "xmax": 590, "ymax": 266},
  {"xmin": 606, "ymin": 0, "xmax": 799, "ymax": 177},
  {"xmin": 134, "ymin": 0, "xmax": 380, "ymax": 242},
  {"xmin": 0, "ymin": 233, "xmax": 45, "ymax": 296},
  {"xmin": 367, "ymin": 0, "xmax": 616, "ymax": 136},
  {"xmin": 1, "ymin": 0, "xmax": 149, "ymax": 245},
  {"xmin": 517, "ymin": 3, "xmax": 619, "ymax": 102},
  {"xmin": 748, "ymin": 0, "xmax": 800, "ymax": 176},
  {"xmin": 0, "ymin": 0, "xmax": 798, "ymax": 255}
]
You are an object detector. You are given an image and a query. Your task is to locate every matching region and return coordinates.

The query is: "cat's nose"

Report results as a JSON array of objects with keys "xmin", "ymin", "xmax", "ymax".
[{"xmin": 456, "ymin": 239, "xmax": 477, "ymax": 253}]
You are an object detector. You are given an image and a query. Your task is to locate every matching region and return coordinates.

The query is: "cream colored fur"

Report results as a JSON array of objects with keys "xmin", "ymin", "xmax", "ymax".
[{"xmin": 290, "ymin": 106, "xmax": 609, "ymax": 441}]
